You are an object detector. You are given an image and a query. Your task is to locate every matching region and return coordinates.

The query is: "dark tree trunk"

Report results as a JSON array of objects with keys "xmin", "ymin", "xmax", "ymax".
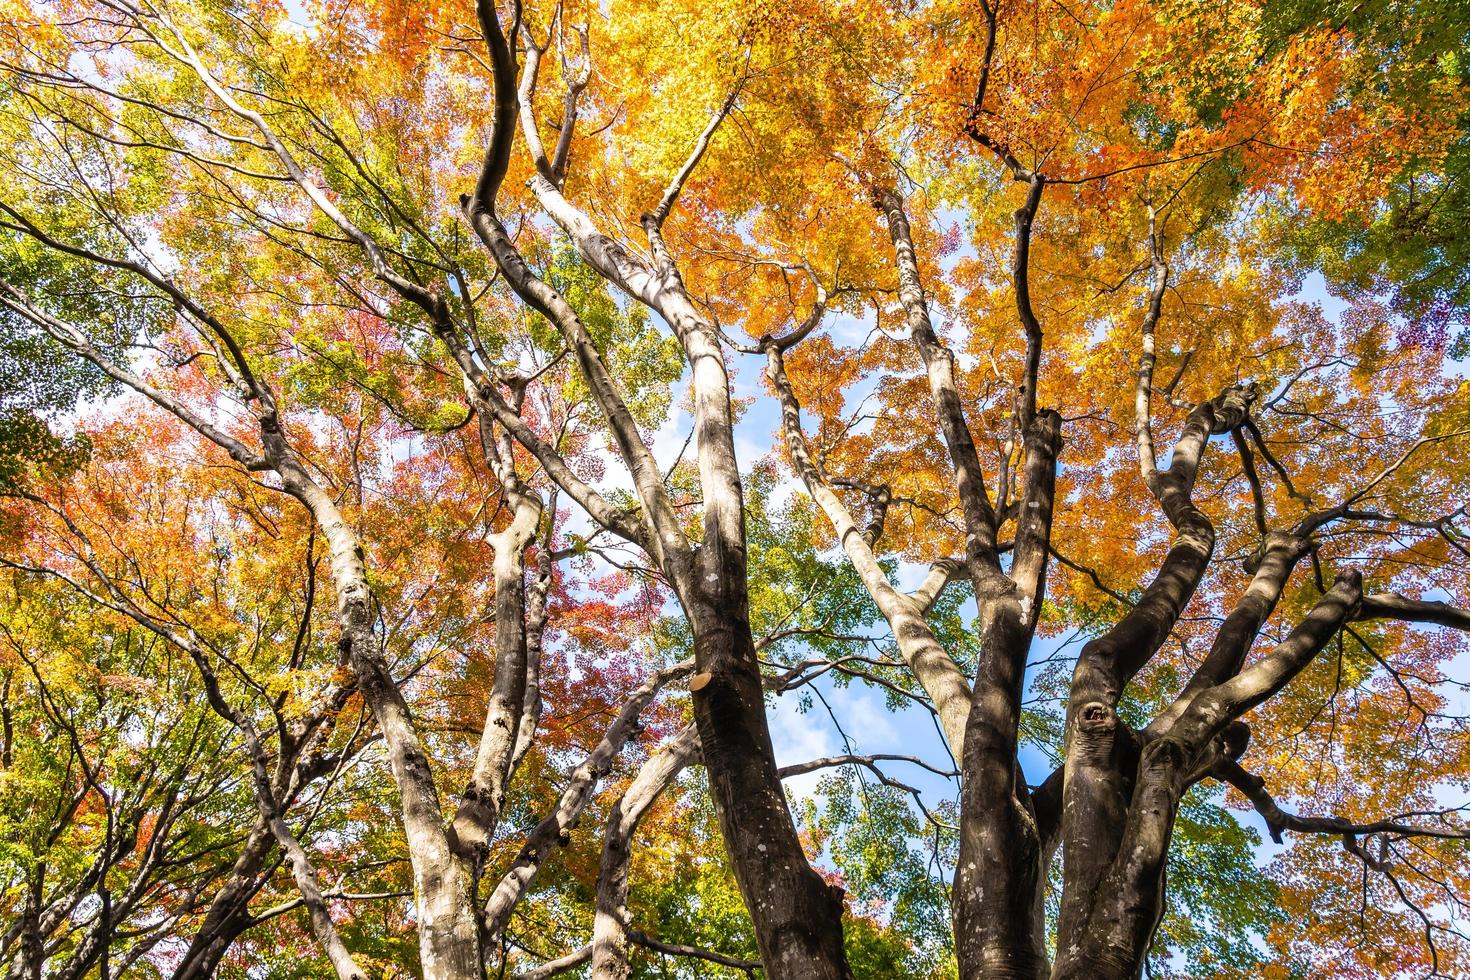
[
  {"xmin": 171, "ymin": 821, "xmax": 276, "ymax": 980},
  {"xmin": 954, "ymin": 603, "xmax": 1049, "ymax": 980},
  {"xmin": 689, "ymin": 602, "xmax": 852, "ymax": 980}
]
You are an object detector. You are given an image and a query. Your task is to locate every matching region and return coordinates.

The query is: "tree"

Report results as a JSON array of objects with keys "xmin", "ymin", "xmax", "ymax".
[{"xmin": 0, "ymin": 0, "xmax": 1466, "ymax": 978}]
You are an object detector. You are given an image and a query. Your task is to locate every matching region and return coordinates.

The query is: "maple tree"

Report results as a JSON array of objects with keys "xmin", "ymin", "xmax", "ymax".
[{"xmin": 1, "ymin": 0, "xmax": 1468, "ymax": 978}]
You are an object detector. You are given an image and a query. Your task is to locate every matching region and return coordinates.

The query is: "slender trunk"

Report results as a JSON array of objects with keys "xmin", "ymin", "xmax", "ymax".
[
  {"xmin": 511, "ymin": 544, "xmax": 553, "ymax": 772},
  {"xmin": 592, "ymin": 724, "xmax": 700, "ymax": 979},
  {"xmin": 171, "ymin": 821, "xmax": 276, "ymax": 980},
  {"xmin": 481, "ymin": 660, "xmax": 693, "ymax": 945},
  {"xmin": 765, "ymin": 340, "xmax": 971, "ymax": 757},
  {"xmin": 678, "ymin": 311, "xmax": 851, "ymax": 979},
  {"xmin": 278, "ymin": 466, "xmax": 480, "ymax": 979},
  {"xmin": 452, "ymin": 499, "xmax": 539, "ymax": 859},
  {"xmin": 340, "ymin": 618, "xmax": 480, "ymax": 979},
  {"xmin": 461, "ymin": 17, "xmax": 853, "ymax": 963},
  {"xmin": 171, "ymin": 908, "xmax": 256, "ymax": 980}
]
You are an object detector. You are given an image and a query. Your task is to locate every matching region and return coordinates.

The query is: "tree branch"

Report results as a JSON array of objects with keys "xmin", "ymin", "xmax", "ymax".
[{"xmin": 1212, "ymin": 759, "xmax": 1470, "ymax": 846}]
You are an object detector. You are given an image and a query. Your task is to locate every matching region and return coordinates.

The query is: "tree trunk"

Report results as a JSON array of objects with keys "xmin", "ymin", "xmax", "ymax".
[
  {"xmin": 954, "ymin": 601, "xmax": 1049, "ymax": 980},
  {"xmin": 592, "ymin": 724, "xmax": 701, "ymax": 979},
  {"xmin": 283, "ymin": 470, "xmax": 482, "ymax": 979},
  {"xmin": 171, "ymin": 821, "xmax": 277, "ymax": 980},
  {"xmin": 688, "ymin": 602, "xmax": 852, "ymax": 979}
]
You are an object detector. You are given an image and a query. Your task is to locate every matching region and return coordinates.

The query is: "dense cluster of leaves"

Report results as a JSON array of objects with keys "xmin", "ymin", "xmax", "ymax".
[{"xmin": 0, "ymin": 0, "xmax": 1465, "ymax": 976}]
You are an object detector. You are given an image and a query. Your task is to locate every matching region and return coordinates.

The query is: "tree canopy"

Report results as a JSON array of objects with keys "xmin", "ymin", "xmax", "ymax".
[{"xmin": 0, "ymin": 0, "xmax": 1467, "ymax": 978}]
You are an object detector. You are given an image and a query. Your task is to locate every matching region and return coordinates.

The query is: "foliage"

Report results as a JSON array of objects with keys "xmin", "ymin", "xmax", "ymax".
[{"xmin": 0, "ymin": 0, "xmax": 1465, "ymax": 976}]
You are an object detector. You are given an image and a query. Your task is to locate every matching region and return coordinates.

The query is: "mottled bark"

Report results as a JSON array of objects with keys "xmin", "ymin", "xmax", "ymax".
[
  {"xmin": 1055, "ymin": 386, "xmax": 1255, "ymax": 968},
  {"xmin": 454, "ymin": 13, "xmax": 854, "ymax": 969},
  {"xmin": 688, "ymin": 602, "xmax": 852, "ymax": 978},
  {"xmin": 7, "ymin": 9, "xmax": 1469, "ymax": 980},
  {"xmin": 451, "ymin": 428, "xmax": 542, "ymax": 859},
  {"xmin": 170, "ymin": 822, "xmax": 275, "ymax": 980},
  {"xmin": 877, "ymin": 187, "xmax": 1061, "ymax": 978},
  {"xmin": 482, "ymin": 661, "xmax": 694, "ymax": 943},
  {"xmin": 766, "ymin": 341, "xmax": 971, "ymax": 756},
  {"xmin": 1055, "ymin": 573, "xmax": 1365, "ymax": 979},
  {"xmin": 953, "ymin": 425, "xmax": 1060, "ymax": 979},
  {"xmin": 592, "ymin": 724, "xmax": 701, "ymax": 979},
  {"xmin": 275, "ymin": 463, "xmax": 480, "ymax": 980}
]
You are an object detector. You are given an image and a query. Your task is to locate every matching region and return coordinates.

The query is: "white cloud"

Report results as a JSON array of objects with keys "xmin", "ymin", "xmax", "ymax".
[
  {"xmin": 844, "ymin": 690, "xmax": 898, "ymax": 744},
  {"xmin": 768, "ymin": 693, "xmax": 837, "ymax": 803}
]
